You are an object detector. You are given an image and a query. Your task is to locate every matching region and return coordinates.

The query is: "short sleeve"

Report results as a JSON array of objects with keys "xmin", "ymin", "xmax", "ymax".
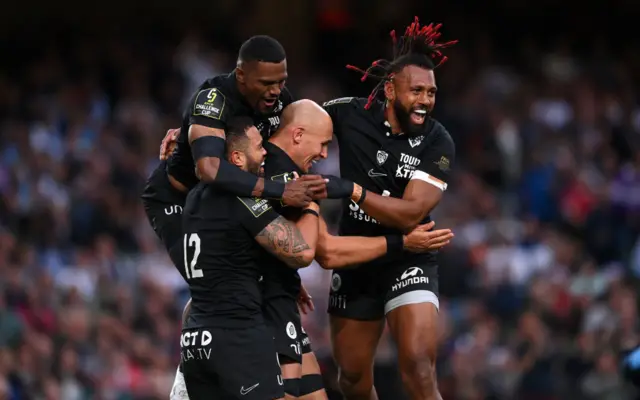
[
  {"xmin": 267, "ymin": 172, "xmax": 304, "ymax": 219},
  {"xmin": 188, "ymin": 87, "xmax": 229, "ymax": 130},
  {"xmin": 412, "ymin": 127, "xmax": 455, "ymax": 192},
  {"xmin": 235, "ymin": 197, "xmax": 281, "ymax": 237}
]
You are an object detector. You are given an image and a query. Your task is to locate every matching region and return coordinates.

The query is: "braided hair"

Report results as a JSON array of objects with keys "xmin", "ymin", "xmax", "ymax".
[{"xmin": 347, "ymin": 17, "xmax": 458, "ymax": 109}]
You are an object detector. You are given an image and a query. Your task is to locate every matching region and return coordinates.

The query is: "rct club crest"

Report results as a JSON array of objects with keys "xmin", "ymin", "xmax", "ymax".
[
  {"xmin": 408, "ymin": 135, "xmax": 424, "ymax": 148},
  {"xmin": 331, "ymin": 273, "xmax": 342, "ymax": 292},
  {"xmin": 376, "ymin": 150, "xmax": 388, "ymax": 166}
]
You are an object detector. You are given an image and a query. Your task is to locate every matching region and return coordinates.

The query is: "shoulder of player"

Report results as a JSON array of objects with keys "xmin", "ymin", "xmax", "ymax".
[
  {"xmin": 322, "ymin": 96, "xmax": 368, "ymax": 110},
  {"xmin": 322, "ymin": 97, "xmax": 371, "ymax": 123},
  {"xmin": 236, "ymin": 196, "xmax": 273, "ymax": 218},
  {"xmin": 426, "ymin": 118, "xmax": 455, "ymax": 147},
  {"xmin": 190, "ymin": 78, "xmax": 237, "ymax": 121},
  {"xmin": 193, "ymin": 73, "xmax": 240, "ymax": 103},
  {"xmin": 280, "ymin": 86, "xmax": 295, "ymax": 105}
]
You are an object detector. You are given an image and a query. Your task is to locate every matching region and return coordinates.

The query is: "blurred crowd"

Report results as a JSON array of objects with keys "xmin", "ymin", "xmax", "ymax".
[{"xmin": 2, "ymin": 5, "xmax": 640, "ymax": 399}]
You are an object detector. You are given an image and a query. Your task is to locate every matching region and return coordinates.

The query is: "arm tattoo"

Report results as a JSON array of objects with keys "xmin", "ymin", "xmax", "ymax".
[{"xmin": 256, "ymin": 216, "xmax": 310, "ymax": 267}]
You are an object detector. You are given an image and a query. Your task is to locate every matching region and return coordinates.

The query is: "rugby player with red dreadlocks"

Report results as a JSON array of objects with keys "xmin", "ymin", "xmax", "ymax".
[{"xmin": 320, "ymin": 17, "xmax": 458, "ymax": 400}]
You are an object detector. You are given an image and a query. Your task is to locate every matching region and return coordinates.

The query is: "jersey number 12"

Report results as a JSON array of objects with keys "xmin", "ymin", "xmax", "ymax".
[{"xmin": 183, "ymin": 233, "xmax": 203, "ymax": 279}]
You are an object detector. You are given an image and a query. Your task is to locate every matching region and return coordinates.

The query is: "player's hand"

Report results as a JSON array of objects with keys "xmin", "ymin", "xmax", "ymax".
[
  {"xmin": 403, "ymin": 221, "xmax": 454, "ymax": 252},
  {"xmin": 312, "ymin": 175, "xmax": 354, "ymax": 200},
  {"xmin": 282, "ymin": 174, "xmax": 327, "ymax": 207},
  {"xmin": 159, "ymin": 128, "xmax": 181, "ymax": 160},
  {"xmin": 297, "ymin": 284, "xmax": 315, "ymax": 315}
]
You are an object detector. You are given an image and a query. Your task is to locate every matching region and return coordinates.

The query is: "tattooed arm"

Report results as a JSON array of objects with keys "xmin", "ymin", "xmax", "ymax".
[{"xmin": 254, "ymin": 203, "xmax": 320, "ymax": 268}]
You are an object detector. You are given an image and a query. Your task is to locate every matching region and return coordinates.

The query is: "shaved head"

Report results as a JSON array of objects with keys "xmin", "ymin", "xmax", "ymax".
[
  {"xmin": 270, "ymin": 99, "xmax": 333, "ymax": 172},
  {"xmin": 279, "ymin": 99, "xmax": 332, "ymax": 131}
]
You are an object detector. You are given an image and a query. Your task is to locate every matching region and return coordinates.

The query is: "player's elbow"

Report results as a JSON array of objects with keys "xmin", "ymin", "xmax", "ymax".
[
  {"xmin": 298, "ymin": 249, "xmax": 316, "ymax": 268},
  {"xmin": 287, "ymin": 249, "xmax": 315, "ymax": 269},
  {"xmin": 315, "ymin": 241, "xmax": 335, "ymax": 269},
  {"xmin": 315, "ymin": 253, "xmax": 332, "ymax": 269},
  {"xmin": 315, "ymin": 251, "xmax": 341, "ymax": 269},
  {"xmin": 398, "ymin": 200, "xmax": 435, "ymax": 232},
  {"xmin": 394, "ymin": 212, "xmax": 422, "ymax": 233}
]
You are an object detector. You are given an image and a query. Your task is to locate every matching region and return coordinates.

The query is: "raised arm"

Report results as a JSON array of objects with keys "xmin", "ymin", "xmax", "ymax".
[{"xmin": 353, "ymin": 131, "xmax": 455, "ymax": 232}]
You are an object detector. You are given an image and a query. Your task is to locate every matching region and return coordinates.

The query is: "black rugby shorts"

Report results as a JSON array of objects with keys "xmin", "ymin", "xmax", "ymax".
[
  {"xmin": 327, "ymin": 262, "xmax": 439, "ymax": 320},
  {"xmin": 263, "ymin": 297, "xmax": 312, "ymax": 364},
  {"xmin": 181, "ymin": 325, "xmax": 284, "ymax": 400}
]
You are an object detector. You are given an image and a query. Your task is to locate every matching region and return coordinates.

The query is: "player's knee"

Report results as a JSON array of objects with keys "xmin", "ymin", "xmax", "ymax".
[
  {"xmin": 337, "ymin": 367, "xmax": 374, "ymax": 396},
  {"xmin": 283, "ymin": 378, "xmax": 300, "ymax": 397},
  {"xmin": 398, "ymin": 346, "xmax": 437, "ymax": 386},
  {"xmin": 299, "ymin": 374, "xmax": 324, "ymax": 396}
]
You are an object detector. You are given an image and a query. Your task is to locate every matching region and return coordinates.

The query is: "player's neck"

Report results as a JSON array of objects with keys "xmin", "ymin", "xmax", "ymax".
[
  {"xmin": 236, "ymin": 83, "xmax": 249, "ymax": 100},
  {"xmin": 234, "ymin": 78, "xmax": 253, "ymax": 108},
  {"xmin": 384, "ymin": 103, "xmax": 403, "ymax": 135},
  {"xmin": 268, "ymin": 136, "xmax": 285, "ymax": 151}
]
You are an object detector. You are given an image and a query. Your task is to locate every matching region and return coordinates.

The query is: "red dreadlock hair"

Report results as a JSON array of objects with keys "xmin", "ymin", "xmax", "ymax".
[{"xmin": 347, "ymin": 16, "xmax": 458, "ymax": 109}]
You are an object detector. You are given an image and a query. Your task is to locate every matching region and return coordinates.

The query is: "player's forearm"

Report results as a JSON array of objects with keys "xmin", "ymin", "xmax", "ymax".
[
  {"xmin": 197, "ymin": 158, "xmax": 284, "ymax": 198},
  {"xmin": 196, "ymin": 157, "xmax": 262, "ymax": 196},
  {"xmin": 255, "ymin": 216, "xmax": 315, "ymax": 269},
  {"xmin": 294, "ymin": 216, "xmax": 319, "ymax": 266},
  {"xmin": 292, "ymin": 204, "xmax": 320, "ymax": 263},
  {"xmin": 316, "ymin": 234, "xmax": 387, "ymax": 269},
  {"xmin": 190, "ymin": 126, "xmax": 285, "ymax": 198},
  {"xmin": 355, "ymin": 190, "xmax": 428, "ymax": 232}
]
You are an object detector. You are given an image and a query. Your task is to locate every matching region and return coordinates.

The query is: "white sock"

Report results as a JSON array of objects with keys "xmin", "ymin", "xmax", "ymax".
[{"xmin": 170, "ymin": 366, "xmax": 190, "ymax": 400}]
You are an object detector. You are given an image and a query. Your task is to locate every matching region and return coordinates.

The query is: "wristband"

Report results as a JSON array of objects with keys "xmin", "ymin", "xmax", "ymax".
[
  {"xmin": 263, "ymin": 179, "xmax": 286, "ymax": 199},
  {"xmin": 302, "ymin": 209, "xmax": 319, "ymax": 218},
  {"xmin": 385, "ymin": 234, "xmax": 404, "ymax": 256},
  {"xmin": 356, "ymin": 188, "xmax": 367, "ymax": 205}
]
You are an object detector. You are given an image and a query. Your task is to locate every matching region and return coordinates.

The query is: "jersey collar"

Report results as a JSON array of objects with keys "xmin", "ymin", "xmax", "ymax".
[{"xmin": 263, "ymin": 142, "xmax": 304, "ymax": 177}]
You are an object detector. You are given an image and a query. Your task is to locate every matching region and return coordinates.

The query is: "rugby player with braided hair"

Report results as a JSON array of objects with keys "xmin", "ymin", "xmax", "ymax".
[{"xmin": 321, "ymin": 17, "xmax": 458, "ymax": 400}]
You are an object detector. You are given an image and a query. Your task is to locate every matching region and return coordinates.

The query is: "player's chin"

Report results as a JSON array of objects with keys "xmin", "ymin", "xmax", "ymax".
[{"xmin": 405, "ymin": 122, "xmax": 425, "ymax": 136}]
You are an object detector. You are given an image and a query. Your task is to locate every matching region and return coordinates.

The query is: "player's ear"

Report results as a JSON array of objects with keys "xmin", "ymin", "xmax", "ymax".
[
  {"xmin": 230, "ymin": 150, "xmax": 246, "ymax": 168},
  {"xmin": 292, "ymin": 126, "xmax": 304, "ymax": 144},
  {"xmin": 236, "ymin": 65, "xmax": 245, "ymax": 84},
  {"xmin": 384, "ymin": 81, "xmax": 395, "ymax": 101}
]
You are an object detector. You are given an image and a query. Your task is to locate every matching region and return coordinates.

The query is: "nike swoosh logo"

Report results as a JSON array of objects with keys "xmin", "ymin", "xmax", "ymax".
[
  {"xmin": 240, "ymin": 383, "xmax": 260, "ymax": 395},
  {"xmin": 368, "ymin": 169, "xmax": 387, "ymax": 177}
]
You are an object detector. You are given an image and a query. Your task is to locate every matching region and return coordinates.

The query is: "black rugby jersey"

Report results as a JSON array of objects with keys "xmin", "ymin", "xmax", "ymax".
[
  {"xmin": 167, "ymin": 72, "xmax": 294, "ymax": 189},
  {"xmin": 182, "ymin": 182, "xmax": 281, "ymax": 328},
  {"xmin": 261, "ymin": 141, "xmax": 303, "ymax": 300},
  {"xmin": 323, "ymin": 97, "xmax": 455, "ymax": 266}
]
